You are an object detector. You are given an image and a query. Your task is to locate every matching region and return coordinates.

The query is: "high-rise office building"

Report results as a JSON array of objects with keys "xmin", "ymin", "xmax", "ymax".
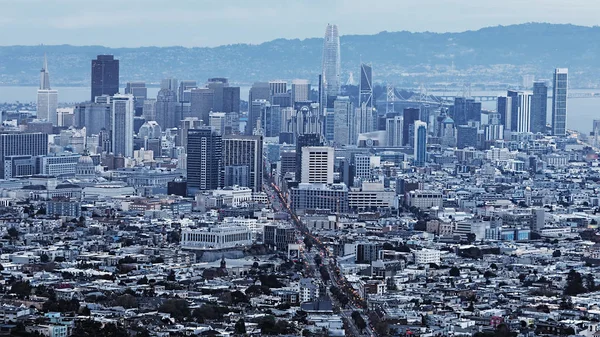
[
  {"xmin": 496, "ymin": 96, "xmax": 511, "ymax": 131},
  {"xmin": 296, "ymin": 134, "xmax": 323, "ymax": 182},
  {"xmin": 36, "ymin": 55, "xmax": 58, "ymax": 125},
  {"xmin": 223, "ymin": 86, "xmax": 240, "ymax": 113},
  {"xmin": 261, "ymin": 103, "xmax": 281, "ymax": 138},
  {"xmin": 456, "ymin": 125, "xmax": 478, "ymax": 149},
  {"xmin": 551, "ymin": 68, "xmax": 568, "ymax": 136},
  {"xmin": 74, "ymin": 98, "xmax": 111, "ymax": 136},
  {"xmin": 413, "ymin": 121, "xmax": 427, "ymax": 167},
  {"xmin": 207, "ymin": 78, "xmax": 228, "ymax": 112},
  {"xmin": 142, "ymin": 99, "xmax": 157, "ymax": 121},
  {"xmin": 222, "ymin": 135, "xmax": 263, "ymax": 192},
  {"xmin": 294, "ymin": 102, "xmax": 322, "ymax": 137},
  {"xmin": 517, "ymin": 92, "xmax": 532, "ymax": 133},
  {"xmin": 301, "ymin": 146, "xmax": 334, "ymax": 184},
  {"xmin": 321, "ymin": 24, "xmax": 341, "ymax": 108},
  {"xmin": 161, "ymin": 78, "xmax": 178, "ymax": 91},
  {"xmin": 247, "ymin": 99, "xmax": 268, "ymax": 136},
  {"xmin": 187, "ymin": 127, "xmax": 222, "ymax": 193},
  {"xmin": 507, "ymin": 90, "xmax": 520, "ymax": 131},
  {"xmin": 249, "ymin": 82, "xmax": 271, "ymax": 104},
  {"xmin": 111, "ymin": 94, "xmax": 134, "ymax": 157},
  {"xmin": 359, "ymin": 63, "xmax": 373, "ymax": 108},
  {"xmin": 156, "ymin": 88, "xmax": 178, "ymax": 128},
  {"xmin": 190, "ymin": 88, "xmax": 214, "ymax": 125},
  {"xmin": 179, "ymin": 117, "xmax": 203, "ymax": 149},
  {"xmin": 291, "ymin": 79, "xmax": 310, "ymax": 104},
  {"xmin": 592, "ymin": 120, "xmax": 600, "ymax": 148},
  {"xmin": 91, "ymin": 55, "xmax": 119, "ymax": 101},
  {"xmin": 402, "ymin": 108, "xmax": 420, "ymax": 146},
  {"xmin": 452, "ymin": 97, "xmax": 481, "ymax": 126},
  {"xmin": 269, "ymin": 81, "xmax": 287, "ymax": 96},
  {"xmin": 386, "ymin": 116, "xmax": 403, "ymax": 147},
  {"xmin": 333, "ymin": 96, "xmax": 356, "ymax": 146},
  {"xmin": 531, "ymin": 81, "xmax": 548, "ymax": 134},
  {"xmin": 125, "ymin": 81, "xmax": 147, "ymax": 115},
  {"xmin": 178, "ymin": 80, "xmax": 197, "ymax": 103}
]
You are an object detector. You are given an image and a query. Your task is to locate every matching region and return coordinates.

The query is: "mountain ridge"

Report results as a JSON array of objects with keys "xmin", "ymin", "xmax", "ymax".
[{"xmin": 1, "ymin": 23, "xmax": 598, "ymax": 87}]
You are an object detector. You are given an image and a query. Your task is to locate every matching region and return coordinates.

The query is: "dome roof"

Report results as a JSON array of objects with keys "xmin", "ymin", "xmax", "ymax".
[
  {"xmin": 78, "ymin": 155, "xmax": 93, "ymax": 165},
  {"xmin": 138, "ymin": 121, "xmax": 162, "ymax": 139}
]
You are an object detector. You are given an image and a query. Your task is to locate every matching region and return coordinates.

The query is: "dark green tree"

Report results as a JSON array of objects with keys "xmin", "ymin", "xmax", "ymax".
[{"xmin": 234, "ymin": 318, "xmax": 246, "ymax": 335}]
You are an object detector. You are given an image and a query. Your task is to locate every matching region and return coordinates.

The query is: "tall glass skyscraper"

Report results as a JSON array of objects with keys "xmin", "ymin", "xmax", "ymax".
[
  {"xmin": 551, "ymin": 68, "xmax": 568, "ymax": 136},
  {"xmin": 531, "ymin": 81, "xmax": 548, "ymax": 134},
  {"xmin": 91, "ymin": 55, "xmax": 119, "ymax": 101},
  {"xmin": 414, "ymin": 121, "xmax": 427, "ymax": 167},
  {"xmin": 321, "ymin": 24, "xmax": 341, "ymax": 109}
]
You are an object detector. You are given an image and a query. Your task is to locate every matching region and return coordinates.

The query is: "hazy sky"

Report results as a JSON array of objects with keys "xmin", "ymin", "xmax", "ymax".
[{"xmin": 1, "ymin": 0, "xmax": 598, "ymax": 47}]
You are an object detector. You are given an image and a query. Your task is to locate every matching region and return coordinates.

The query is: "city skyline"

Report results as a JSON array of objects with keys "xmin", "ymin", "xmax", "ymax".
[{"xmin": 2, "ymin": 0, "xmax": 600, "ymax": 47}]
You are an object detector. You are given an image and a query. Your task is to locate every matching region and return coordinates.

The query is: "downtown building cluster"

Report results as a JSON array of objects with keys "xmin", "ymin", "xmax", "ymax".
[{"xmin": 1, "ymin": 23, "xmax": 600, "ymax": 337}]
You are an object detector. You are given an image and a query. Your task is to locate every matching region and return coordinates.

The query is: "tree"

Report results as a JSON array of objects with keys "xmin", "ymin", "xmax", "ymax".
[
  {"xmin": 552, "ymin": 250, "xmax": 562, "ymax": 258},
  {"xmin": 303, "ymin": 236, "xmax": 313, "ymax": 252},
  {"xmin": 484, "ymin": 270, "xmax": 496, "ymax": 279},
  {"xmin": 564, "ymin": 269, "xmax": 587, "ymax": 295},
  {"xmin": 167, "ymin": 270, "xmax": 176, "ymax": 282},
  {"xmin": 351, "ymin": 311, "xmax": 367, "ymax": 331},
  {"xmin": 40, "ymin": 254, "xmax": 49, "ymax": 263},
  {"xmin": 234, "ymin": 318, "xmax": 246, "ymax": 335},
  {"xmin": 449, "ymin": 267, "xmax": 460, "ymax": 277},
  {"xmin": 559, "ymin": 296, "xmax": 573, "ymax": 310},
  {"xmin": 158, "ymin": 299, "xmax": 190, "ymax": 320},
  {"xmin": 7, "ymin": 227, "xmax": 19, "ymax": 239},
  {"xmin": 586, "ymin": 273, "xmax": 596, "ymax": 292},
  {"xmin": 466, "ymin": 233, "xmax": 476, "ymax": 243},
  {"xmin": 490, "ymin": 263, "xmax": 498, "ymax": 270},
  {"xmin": 11, "ymin": 281, "xmax": 31, "ymax": 299}
]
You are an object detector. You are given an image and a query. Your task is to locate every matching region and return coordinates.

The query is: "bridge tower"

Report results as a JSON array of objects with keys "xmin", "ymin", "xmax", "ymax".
[{"xmin": 386, "ymin": 85, "xmax": 397, "ymax": 114}]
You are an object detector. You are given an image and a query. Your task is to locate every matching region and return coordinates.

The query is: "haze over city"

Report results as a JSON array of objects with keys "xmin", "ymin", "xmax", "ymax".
[{"xmin": 1, "ymin": 0, "xmax": 600, "ymax": 47}]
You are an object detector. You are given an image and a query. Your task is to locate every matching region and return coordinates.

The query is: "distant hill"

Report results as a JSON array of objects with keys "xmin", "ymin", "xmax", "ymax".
[{"xmin": 1, "ymin": 23, "xmax": 599, "ymax": 88}]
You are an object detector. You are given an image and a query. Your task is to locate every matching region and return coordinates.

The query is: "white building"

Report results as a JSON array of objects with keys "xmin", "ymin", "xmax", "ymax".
[
  {"xmin": 299, "ymin": 278, "xmax": 320, "ymax": 303},
  {"xmin": 111, "ymin": 94, "xmax": 135, "ymax": 157},
  {"xmin": 348, "ymin": 182, "xmax": 395, "ymax": 210},
  {"xmin": 212, "ymin": 186, "xmax": 253, "ymax": 207},
  {"xmin": 407, "ymin": 190, "xmax": 443, "ymax": 210},
  {"xmin": 181, "ymin": 225, "xmax": 253, "ymax": 250},
  {"xmin": 517, "ymin": 92, "xmax": 532, "ymax": 133},
  {"xmin": 354, "ymin": 155, "xmax": 380, "ymax": 180},
  {"xmin": 301, "ymin": 146, "xmax": 334, "ymax": 184},
  {"xmin": 413, "ymin": 249, "xmax": 441, "ymax": 265},
  {"xmin": 209, "ymin": 112, "xmax": 227, "ymax": 135}
]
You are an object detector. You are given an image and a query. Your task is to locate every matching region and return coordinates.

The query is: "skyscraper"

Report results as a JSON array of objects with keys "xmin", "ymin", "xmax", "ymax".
[
  {"xmin": 386, "ymin": 116, "xmax": 403, "ymax": 147},
  {"xmin": 291, "ymin": 79, "xmax": 310, "ymax": 104},
  {"xmin": 269, "ymin": 80, "xmax": 287, "ymax": 96},
  {"xmin": 507, "ymin": 90, "xmax": 520, "ymax": 131},
  {"xmin": 414, "ymin": 121, "xmax": 427, "ymax": 167},
  {"xmin": 111, "ymin": 94, "xmax": 134, "ymax": 157},
  {"xmin": 207, "ymin": 78, "xmax": 228, "ymax": 112},
  {"xmin": 248, "ymin": 82, "xmax": 271, "ymax": 104},
  {"xmin": 222, "ymin": 135, "xmax": 263, "ymax": 192},
  {"xmin": 301, "ymin": 146, "xmax": 334, "ymax": 184},
  {"xmin": 551, "ymin": 68, "xmax": 568, "ymax": 136},
  {"xmin": 402, "ymin": 108, "xmax": 420, "ymax": 146},
  {"xmin": 161, "ymin": 78, "xmax": 178, "ymax": 91},
  {"xmin": 321, "ymin": 24, "xmax": 341, "ymax": 109},
  {"xmin": 296, "ymin": 134, "xmax": 323, "ymax": 183},
  {"xmin": 125, "ymin": 81, "xmax": 147, "ymax": 115},
  {"xmin": 359, "ymin": 63, "xmax": 373, "ymax": 109},
  {"xmin": 247, "ymin": 100, "xmax": 269, "ymax": 136},
  {"xmin": 496, "ymin": 96, "xmax": 511, "ymax": 131},
  {"xmin": 178, "ymin": 80, "xmax": 197, "ymax": 103},
  {"xmin": 91, "ymin": 55, "xmax": 119, "ymax": 101},
  {"xmin": 190, "ymin": 88, "xmax": 214, "ymax": 125},
  {"xmin": 517, "ymin": 92, "xmax": 532, "ymax": 133},
  {"xmin": 223, "ymin": 86, "xmax": 240, "ymax": 113},
  {"xmin": 531, "ymin": 81, "xmax": 548, "ymax": 134},
  {"xmin": 333, "ymin": 96, "xmax": 356, "ymax": 146},
  {"xmin": 155, "ymin": 88, "xmax": 178, "ymax": 128},
  {"xmin": 187, "ymin": 127, "xmax": 222, "ymax": 193},
  {"xmin": 37, "ymin": 54, "xmax": 58, "ymax": 125}
]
